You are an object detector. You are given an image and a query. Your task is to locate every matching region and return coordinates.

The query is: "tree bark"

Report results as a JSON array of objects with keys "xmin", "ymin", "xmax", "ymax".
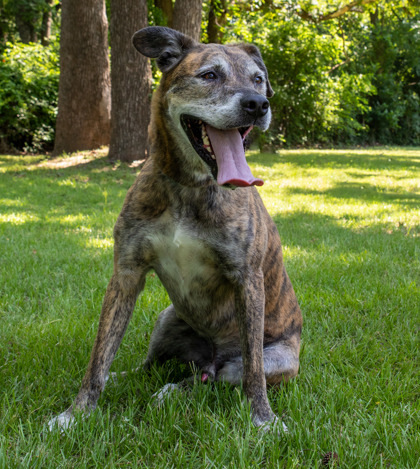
[
  {"xmin": 207, "ymin": 0, "xmax": 227, "ymax": 44},
  {"xmin": 15, "ymin": 5, "xmax": 37, "ymax": 43},
  {"xmin": 155, "ymin": 0, "xmax": 173, "ymax": 27},
  {"xmin": 53, "ymin": 0, "xmax": 111, "ymax": 155},
  {"xmin": 108, "ymin": 0, "xmax": 152, "ymax": 162},
  {"xmin": 172, "ymin": 0, "xmax": 202, "ymax": 41},
  {"xmin": 41, "ymin": 0, "xmax": 53, "ymax": 46}
]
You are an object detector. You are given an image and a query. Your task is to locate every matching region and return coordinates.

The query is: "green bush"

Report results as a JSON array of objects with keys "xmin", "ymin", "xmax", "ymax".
[
  {"xmin": 227, "ymin": 11, "xmax": 376, "ymax": 148},
  {"xmin": 362, "ymin": 20, "xmax": 420, "ymax": 145},
  {"xmin": 0, "ymin": 40, "xmax": 59, "ymax": 152},
  {"xmin": 224, "ymin": 6, "xmax": 419, "ymax": 149}
]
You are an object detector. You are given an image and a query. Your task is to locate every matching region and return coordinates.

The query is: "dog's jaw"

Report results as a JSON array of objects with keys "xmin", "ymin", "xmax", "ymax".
[{"xmin": 166, "ymin": 95, "xmax": 271, "ymax": 188}]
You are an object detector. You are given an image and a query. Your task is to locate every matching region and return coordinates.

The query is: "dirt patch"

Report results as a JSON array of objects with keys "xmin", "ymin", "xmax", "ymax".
[
  {"xmin": 37, "ymin": 150, "xmax": 108, "ymax": 169},
  {"xmin": 36, "ymin": 149, "xmax": 145, "ymax": 170}
]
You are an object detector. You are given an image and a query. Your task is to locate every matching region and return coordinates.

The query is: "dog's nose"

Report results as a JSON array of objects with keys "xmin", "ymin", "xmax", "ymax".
[{"xmin": 241, "ymin": 94, "xmax": 270, "ymax": 118}]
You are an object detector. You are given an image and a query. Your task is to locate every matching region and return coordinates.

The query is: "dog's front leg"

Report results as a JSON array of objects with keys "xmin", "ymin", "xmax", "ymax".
[
  {"xmin": 235, "ymin": 269, "xmax": 275, "ymax": 428},
  {"xmin": 48, "ymin": 269, "xmax": 145, "ymax": 431}
]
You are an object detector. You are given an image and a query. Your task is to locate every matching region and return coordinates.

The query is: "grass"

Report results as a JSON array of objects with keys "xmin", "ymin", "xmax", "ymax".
[{"xmin": 0, "ymin": 147, "xmax": 419, "ymax": 468}]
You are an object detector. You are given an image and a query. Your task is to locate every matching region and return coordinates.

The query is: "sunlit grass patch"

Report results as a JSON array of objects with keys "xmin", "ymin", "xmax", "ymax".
[
  {"xmin": 0, "ymin": 148, "xmax": 419, "ymax": 468},
  {"xmin": 0, "ymin": 212, "xmax": 40, "ymax": 224},
  {"xmin": 85, "ymin": 237, "xmax": 114, "ymax": 250}
]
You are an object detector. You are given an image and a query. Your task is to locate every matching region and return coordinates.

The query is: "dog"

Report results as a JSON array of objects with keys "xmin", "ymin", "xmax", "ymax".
[{"xmin": 48, "ymin": 26, "xmax": 302, "ymax": 432}]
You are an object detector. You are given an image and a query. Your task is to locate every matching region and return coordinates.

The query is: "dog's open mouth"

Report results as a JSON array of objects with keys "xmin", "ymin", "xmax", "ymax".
[{"xmin": 181, "ymin": 115, "xmax": 264, "ymax": 187}]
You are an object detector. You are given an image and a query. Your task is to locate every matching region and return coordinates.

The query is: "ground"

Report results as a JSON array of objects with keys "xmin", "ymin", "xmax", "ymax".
[{"xmin": 0, "ymin": 147, "xmax": 419, "ymax": 468}]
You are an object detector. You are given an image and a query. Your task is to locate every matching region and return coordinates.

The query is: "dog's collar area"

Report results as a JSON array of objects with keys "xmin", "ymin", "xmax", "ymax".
[{"xmin": 180, "ymin": 115, "xmax": 263, "ymax": 188}]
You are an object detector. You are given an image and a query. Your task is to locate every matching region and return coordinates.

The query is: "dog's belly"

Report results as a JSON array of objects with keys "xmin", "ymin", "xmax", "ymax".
[{"xmin": 150, "ymin": 223, "xmax": 237, "ymax": 340}]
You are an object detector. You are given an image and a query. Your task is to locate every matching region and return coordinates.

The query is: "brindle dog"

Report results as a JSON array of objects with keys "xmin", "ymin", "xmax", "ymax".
[{"xmin": 48, "ymin": 26, "xmax": 302, "ymax": 432}]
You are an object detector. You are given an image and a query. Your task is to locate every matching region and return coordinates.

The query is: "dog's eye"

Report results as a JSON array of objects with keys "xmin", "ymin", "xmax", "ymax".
[
  {"xmin": 201, "ymin": 71, "xmax": 218, "ymax": 80},
  {"xmin": 254, "ymin": 76, "xmax": 263, "ymax": 85}
]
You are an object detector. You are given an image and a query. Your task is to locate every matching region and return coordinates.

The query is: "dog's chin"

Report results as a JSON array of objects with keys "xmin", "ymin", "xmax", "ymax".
[{"xmin": 180, "ymin": 115, "xmax": 255, "ymax": 189}]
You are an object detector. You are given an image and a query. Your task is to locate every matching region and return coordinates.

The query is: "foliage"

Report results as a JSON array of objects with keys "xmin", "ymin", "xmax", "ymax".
[
  {"xmin": 0, "ymin": 148, "xmax": 419, "ymax": 466},
  {"xmin": 0, "ymin": 0, "xmax": 419, "ymax": 152},
  {"xmin": 223, "ymin": 1, "xmax": 420, "ymax": 148},
  {"xmin": 0, "ymin": 40, "xmax": 59, "ymax": 152},
  {"xmin": 357, "ymin": 14, "xmax": 420, "ymax": 145},
  {"xmin": 0, "ymin": 0, "xmax": 59, "ymax": 46},
  {"xmin": 239, "ymin": 15, "xmax": 375, "ymax": 147}
]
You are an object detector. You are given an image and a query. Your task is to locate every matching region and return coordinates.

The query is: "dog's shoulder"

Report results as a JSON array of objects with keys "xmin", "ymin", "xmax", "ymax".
[{"xmin": 118, "ymin": 158, "xmax": 169, "ymax": 223}]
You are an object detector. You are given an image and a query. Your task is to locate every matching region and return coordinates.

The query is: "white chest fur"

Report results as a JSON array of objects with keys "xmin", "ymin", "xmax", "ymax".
[{"xmin": 149, "ymin": 219, "xmax": 218, "ymax": 301}]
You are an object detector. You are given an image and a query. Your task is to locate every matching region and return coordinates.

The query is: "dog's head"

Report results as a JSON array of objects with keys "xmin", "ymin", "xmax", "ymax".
[{"xmin": 133, "ymin": 27, "xmax": 273, "ymax": 188}]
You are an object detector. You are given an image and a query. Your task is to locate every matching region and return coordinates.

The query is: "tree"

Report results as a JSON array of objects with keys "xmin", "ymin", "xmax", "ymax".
[
  {"xmin": 172, "ymin": 0, "xmax": 202, "ymax": 41},
  {"xmin": 40, "ymin": 0, "xmax": 53, "ymax": 46},
  {"xmin": 53, "ymin": 0, "xmax": 111, "ymax": 155},
  {"xmin": 154, "ymin": 0, "xmax": 203, "ymax": 41},
  {"xmin": 0, "ymin": 0, "xmax": 58, "ymax": 46},
  {"xmin": 207, "ymin": 0, "xmax": 228, "ymax": 43},
  {"xmin": 107, "ymin": 0, "xmax": 152, "ymax": 162},
  {"xmin": 108, "ymin": 0, "xmax": 202, "ymax": 163}
]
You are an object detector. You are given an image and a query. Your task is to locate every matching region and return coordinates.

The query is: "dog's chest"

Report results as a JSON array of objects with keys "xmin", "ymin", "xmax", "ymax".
[{"xmin": 149, "ymin": 218, "xmax": 222, "ymax": 305}]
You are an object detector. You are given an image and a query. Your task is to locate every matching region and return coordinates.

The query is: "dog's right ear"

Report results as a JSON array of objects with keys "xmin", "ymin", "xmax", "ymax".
[{"xmin": 133, "ymin": 26, "xmax": 197, "ymax": 73}]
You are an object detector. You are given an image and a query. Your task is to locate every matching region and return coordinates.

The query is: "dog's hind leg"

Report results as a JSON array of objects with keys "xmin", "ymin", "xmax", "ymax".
[
  {"xmin": 109, "ymin": 305, "xmax": 212, "ymax": 384},
  {"xmin": 144, "ymin": 305, "xmax": 213, "ymax": 371},
  {"xmin": 47, "ymin": 268, "xmax": 145, "ymax": 431},
  {"xmin": 143, "ymin": 305, "xmax": 215, "ymax": 404},
  {"xmin": 216, "ymin": 337, "xmax": 300, "ymax": 386}
]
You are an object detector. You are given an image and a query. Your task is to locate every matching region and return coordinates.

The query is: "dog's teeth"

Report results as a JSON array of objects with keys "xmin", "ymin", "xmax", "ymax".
[
  {"xmin": 198, "ymin": 120, "xmax": 202, "ymax": 124},
  {"xmin": 210, "ymin": 153, "xmax": 216, "ymax": 160},
  {"xmin": 203, "ymin": 135, "xmax": 210, "ymax": 146}
]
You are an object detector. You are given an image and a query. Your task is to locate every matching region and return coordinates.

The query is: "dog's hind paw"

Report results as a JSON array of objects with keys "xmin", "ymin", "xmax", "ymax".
[
  {"xmin": 46, "ymin": 410, "xmax": 76, "ymax": 433},
  {"xmin": 151, "ymin": 383, "xmax": 181, "ymax": 406}
]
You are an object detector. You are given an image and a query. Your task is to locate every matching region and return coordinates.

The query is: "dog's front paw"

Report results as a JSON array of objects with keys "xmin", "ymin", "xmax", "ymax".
[
  {"xmin": 253, "ymin": 414, "xmax": 288, "ymax": 434},
  {"xmin": 46, "ymin": 410, "xmax": 76, "ymax": 432}
]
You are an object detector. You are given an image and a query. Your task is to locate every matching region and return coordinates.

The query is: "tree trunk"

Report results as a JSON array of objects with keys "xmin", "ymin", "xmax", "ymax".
[
  {"xmin": 108, "ymin": 0, "xmax": 152, "ymax": 162},
  {"xmin": 155, "ymin": 0, "xmax": 173, "ymax": 27},
  {"xmin": 172, "ymin": 0, "xmax": 202, "ymax": 41},
  {"xmin": 41, "ymin": 0, "xmax": 53, "ymax": 46},
  {"xmin": 15, "ymin": 6, "xmax": 37, "ymax": 43},
  {"xmin": 207, "ymin": 0, "xmax": 227, "ymax": 44},
  {"xmin": 53, "ymin": 0, "xmax": 111, "ymax": 155}
]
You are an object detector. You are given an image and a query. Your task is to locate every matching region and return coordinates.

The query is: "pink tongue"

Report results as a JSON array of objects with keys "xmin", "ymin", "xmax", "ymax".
[{"xmin": 205, "ymin": 125, "xmax": 264, "ymax": 187}]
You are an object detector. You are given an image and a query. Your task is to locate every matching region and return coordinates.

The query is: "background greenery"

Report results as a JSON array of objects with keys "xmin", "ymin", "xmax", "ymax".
[
  {"xmin": 226, "ymin": 2, "xmax": 420, "ymax": 148},
  {"xmin": 0, "ymin": 40, "xmax": 59, "ymax": 152},
  {"xmin": 0, "ymin": 148, "xmax": 419, "ymax": 467},
  {"xmin": 0, "ymin": 0, "xmax": 419, "ymax": 152}
]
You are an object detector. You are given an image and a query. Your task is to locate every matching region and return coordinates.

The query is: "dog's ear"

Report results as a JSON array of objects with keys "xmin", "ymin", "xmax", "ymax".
[
  {"xmin": 133, "ymin": 26, "xmax": 197, "ymax": 73},
  {"xmin": 237, "ymin": 44, "xmax": 274, "ymax": 98}
]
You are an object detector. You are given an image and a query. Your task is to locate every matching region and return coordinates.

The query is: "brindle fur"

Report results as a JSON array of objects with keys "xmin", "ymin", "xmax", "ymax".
[{"xmin": 48, "ymin": 26, "xmax": 302, "ymax": 431}]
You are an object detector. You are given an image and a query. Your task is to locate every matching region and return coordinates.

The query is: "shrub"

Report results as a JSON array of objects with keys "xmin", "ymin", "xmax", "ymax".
[
  {"xmin": 224, "ymin": 6, "xmax": 419, "ymax": 149},
  {"xmin": 0, "ymin": 40, "xmax": 59, "ymax": 152},
  {"xmin": 227, "ymin": 11, "xmax": 375, "ymax": 148}
]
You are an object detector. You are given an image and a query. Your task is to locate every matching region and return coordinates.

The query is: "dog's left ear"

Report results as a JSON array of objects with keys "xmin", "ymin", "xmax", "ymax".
[
  {"xmin": 133, "ymin": 26, "xmax": 197, "ymax": 73},
  {"xmin": 237, "ymin": 44, "xmax": 274, "ymax": 98}
]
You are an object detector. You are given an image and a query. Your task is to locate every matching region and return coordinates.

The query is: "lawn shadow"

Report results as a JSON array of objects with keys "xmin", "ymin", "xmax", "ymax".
[
  {"xmin": 247, "ymin": 149, "xmax": 420, "ymax": 170},
  {"xmin": 0, "ymin": 154, "xmax": 140, "ymax": 223},
  {"xmin": 284, "ymin": 181, "xmax": 420, "ymax": 207},
  {"xmin": 270, "ymin": 208, "xmax": 418, "ymax": 275}
]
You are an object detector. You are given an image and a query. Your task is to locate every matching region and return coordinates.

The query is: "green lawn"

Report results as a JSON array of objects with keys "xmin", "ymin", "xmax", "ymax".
[{"xmin": 0, "ymin": 148, "xmax": 419, "ymax": 468}]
